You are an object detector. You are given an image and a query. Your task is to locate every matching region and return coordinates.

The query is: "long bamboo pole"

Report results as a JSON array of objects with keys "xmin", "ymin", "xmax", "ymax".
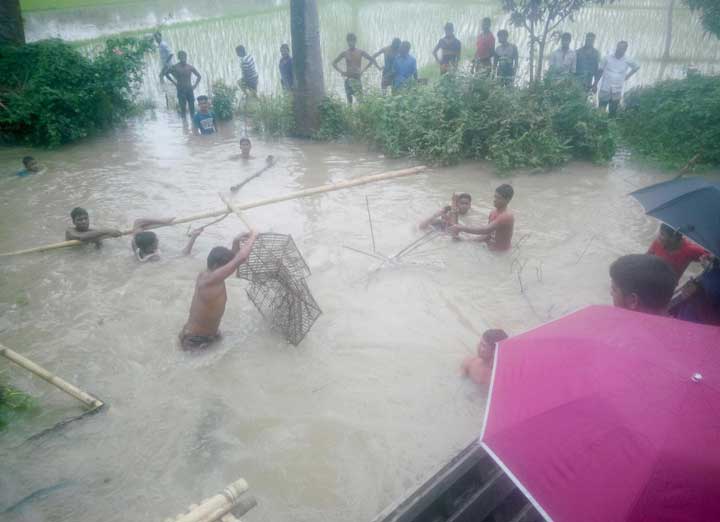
[
  {"xmin": 0, "ymin": 166, "xmax": 428, "ymax": 258},
  {"xmin": 0, "ymin": 343, "xmax": 104, "ymax": 410},
  {"xmin": 166, "ymin": 479, "xmax": 255, "ymax": 522}
]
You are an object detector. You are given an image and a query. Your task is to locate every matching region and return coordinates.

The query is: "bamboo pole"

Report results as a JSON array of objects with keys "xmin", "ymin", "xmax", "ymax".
[
  {"xmin": 166, "ymin": 479, "xmax": 256, "ymax": 522},
  {"xmin": 0, "ymin": 166, "xmax": 428, "ymax": 258},
  {"xmin": 0, "ymin": 343, "xmax": 104, "ymax": 410},
  {"xmin": 218, "ymin": 193, "xmax": 251, "ymax": 230}
]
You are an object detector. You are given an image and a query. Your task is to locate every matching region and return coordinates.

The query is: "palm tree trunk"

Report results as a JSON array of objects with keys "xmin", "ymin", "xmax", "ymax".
[
  {"xmin": 290, "ymin": 0, "xmax": 325, "ymax": 137},
  {"xmin": 0, "ymin": 0, "xmax": 25, "ymax": 45}
]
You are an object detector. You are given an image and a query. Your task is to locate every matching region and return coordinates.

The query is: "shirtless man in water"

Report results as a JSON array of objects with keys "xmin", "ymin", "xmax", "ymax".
[
  {"xmin": 65, "ymin": 207, "xmax": 122, "ymax": 244},
  {"xmin": 164, "ymin": 50, "xmax": 202, "ymax": 117},
  {"xmin": 332, "ymin": 33, "xmax": 377, "ymax": 105},
  {"xmin": 449, "ymin": 184, "xmax": 515, "ymax": 251},
  {"xmin": 180, "ymin": 229, "xmax": 258, "ymax": 350}
]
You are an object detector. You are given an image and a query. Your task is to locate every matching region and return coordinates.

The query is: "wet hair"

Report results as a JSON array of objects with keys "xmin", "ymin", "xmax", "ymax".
[
  {"xmin": 482, "ymin": 17, "xmax": 491, "ymax": 24},
  {"xmin": 236, "ymin": 45, "xmax": 246, "ymax": 55},
  {"xmin": 457, "ymin": 193, "xmax": 472, "ymax": 203},
  {"xmin": 561, "ymin": 32, "xmax": 572, "ymax": 41},
  {"xmin": 280, "ymin": 43, "xmax": 290, "ymax": 50},
  {"xmin": 197, "ymin": 95, "xmax": 209, "ymax": 102},
  {"xmin": 177, "ymin": 50, "xmax": 187, "ymax": 59},
  {"xmin": 22, "ymin": 156, "xmax": 34, "ymax": 166},
  {"xmin": 391, "ymin": 37, "xmax": 401, "ymax": 48},
  {"xmin": 207, "ymin": 246, "xmax": 235, "ymax": 270},
  {"xmin": 482, "ymin": 329, "xmax": 509, "ymax": 347},
  {"xmin": 346, "ymin": 33, "xmax": 357, "ymax": 41},
  {"xmin": 495, "ymin": 184, "xmax": 514, "ymax": 201},
  {"xmin": 660, "ymin": 223, "xmax": 682, "ymax": 239},
  {"xmin": 135, "ymin": 231, "xmax": 157, "ymax": 256},
  {"xmin": 444, "ymin": 22, "xmax": 454, "ymax": 32},
  {"xmin": 618, "ymin": 40, "xmax": 628, "ymax": 48},
  {"xmin": 610, "ymin": 254, "xmax": 678, "ymax": 311},
  {"xmin": 497, "ymin": 29, "xmax": 509, "ymax": 38},
  {"xmin": 71, "ymin": 207, "xmax": 88, "ymax": 221},
  {"xmin": 239, "ymin": 137, "xmax": 252, "ymax": 145}
]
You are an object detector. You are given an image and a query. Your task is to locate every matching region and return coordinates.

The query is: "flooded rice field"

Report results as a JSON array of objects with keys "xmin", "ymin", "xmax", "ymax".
[{"xmin": 3, "ymin": 0, "xmax": 720, "ymax": 521}]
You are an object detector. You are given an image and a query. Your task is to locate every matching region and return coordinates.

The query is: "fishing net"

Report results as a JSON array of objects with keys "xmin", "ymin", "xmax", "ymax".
[{"xmin": 237, "ymin": 233, "xmax": 320, "ymax": 345}]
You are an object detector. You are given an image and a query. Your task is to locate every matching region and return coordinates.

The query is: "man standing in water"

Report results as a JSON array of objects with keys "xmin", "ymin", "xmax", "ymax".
[
  {"xmin": 547, "ymin": 33, "xmax": 576, "ymax": 77},
  {"xmin": 449, "ymin": 184, "xmax": 515, "ymax": 251},
  {"xmin": 433, "ymin": 22, "xmax": 462, "ymax": 74},
  {"xmin": 332, "ymin": 33, "xmax": 377, "ymax": 105},
  {"xmin": 472, "ymin": 18, "xmax": 495, "ymax": 75},
  {"xmin": 236, "ymin": 45, "xmax": 259, "ymax": 96},
  {"xmin": 594, "ymin": 40, "xmax": 640, "ymax": 116},
  {"xmin": 372, "ymin": 37, "xmax": 401, "ymax": 94},
  {"xmin": 65, "ymin": 207, "xmax": 122, "ymax": 243},
  {"xmin": 493, "ymin": 30, "xmax": 519, "ymax": 87},
  {"xmin": 575, "ymin": 32, "xmax": 600, "ymax": 92},
  {"xmin": 180, "ymin": 229, "xmax": 258, "ymax": 350},
  {"xmin": 164, "ymin": 50, "xmax": 202, "ymax": 117},
  {"xmin": 154, "ymin": 31, "xmax": 173, "ymax": 79},
  {"xmin": 279, "ymin": 43, "xmax": 294, "ymax": 91}
]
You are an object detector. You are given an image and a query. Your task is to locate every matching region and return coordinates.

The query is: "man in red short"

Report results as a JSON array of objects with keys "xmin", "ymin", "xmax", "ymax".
[
  {"xmin": 647, "ymin": 224, "xmax": 709, "ymax": 278},
  {"xmin": 449, "ymin": 184, "xmax": 515, "ymax": 251}
]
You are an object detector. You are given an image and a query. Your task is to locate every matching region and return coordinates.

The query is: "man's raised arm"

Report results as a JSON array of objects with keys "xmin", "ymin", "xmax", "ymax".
[{"xmin": 205, "ymin": 231, "xmax": 259, "ymax": 284}]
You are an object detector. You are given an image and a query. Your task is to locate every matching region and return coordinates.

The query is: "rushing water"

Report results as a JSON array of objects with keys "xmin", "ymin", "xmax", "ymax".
[
  {"xmin": 24, "ymin": 0, "xmax": 720, "ymax": 101},
  {"xmin": 2, "ymin": 1, "xmax": 720, "ymax": 521}
]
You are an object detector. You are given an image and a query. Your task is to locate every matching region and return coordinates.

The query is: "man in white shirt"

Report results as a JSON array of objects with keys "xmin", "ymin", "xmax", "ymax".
[
  {"xmin": 154, "ymin": 31, "xmax": 173, "ymax": 78},
  {"xmin": 593, "ymin": 41, "xmax": 640, "ymax": 115},
  {"xmin": 547, "ymin": 32, "xmax": 576, "ymax": 77}
]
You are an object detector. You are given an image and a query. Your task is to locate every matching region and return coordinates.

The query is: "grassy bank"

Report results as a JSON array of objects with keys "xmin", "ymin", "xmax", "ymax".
[
  {"xmin": 20, "ymin": 0, "xmax": 140, "ymax": 12},
  {"xmin": 619, "ymin": 74, "xmax": 720, "ymax": 170},
  {"xmin": 248, "ymin": 74, "xmax": 616, "ymax": 172}
]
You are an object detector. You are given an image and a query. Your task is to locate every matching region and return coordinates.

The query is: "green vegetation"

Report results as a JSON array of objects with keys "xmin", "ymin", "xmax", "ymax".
[
  {"xmin": 211, "ymin": 80, "xmax": 238, "ymax": 120},
  {"xmin": 684, "ymin": 0, "xmax": 720, "ymax": 38},
  {"xmin": 0, "ymin": 37, "xmax": 153, "ymax": 147},
  {"xmin": 619, "ymin": 74, "xmax": 720, "ymax": 170},
  {"xmin": 0, "ymin": 375, "xmax": 38, "ymax": 430},
  {"xmin": 20, "ymin": 0, "xmax": 140, "ymax": 12},
  {"xmin": 248, "ymin": 94, "xmax": 295, "ymax": 136},
  {"xmin": 250, "ymin": 75, "xmax": 615, "ymax": 171}
]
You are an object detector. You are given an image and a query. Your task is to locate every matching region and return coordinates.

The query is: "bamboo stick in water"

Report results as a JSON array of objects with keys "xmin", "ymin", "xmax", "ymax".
[
  {"xmin": 166, "ymin": 479, "xmax": 256, "ymax": 522},
  {"xmin": 0, "ymin": 343, "xmax": 104, "ymax": 410},
  {"xmin": 0, "ymin": 165, "xmax": 428, "ymax": 257}
]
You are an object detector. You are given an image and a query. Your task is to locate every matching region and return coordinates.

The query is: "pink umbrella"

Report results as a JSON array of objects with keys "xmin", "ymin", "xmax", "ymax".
[{"xmin": 480, "ymin": 305, "xmax": 720, "ymax": 522}]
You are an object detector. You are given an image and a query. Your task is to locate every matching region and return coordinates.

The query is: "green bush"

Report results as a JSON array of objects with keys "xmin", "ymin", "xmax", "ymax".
[
  {"xmin": 619, "ymin": 75, "xmax": 720, "ymax": 169},
  {"xmin": 314, "ymin": 96, "xmax": 351, "ymax": 140},
  {"xmin": 248, "ymin": 94, "xmax": 294, "ymax": 136},
  {"xmin": 0, "ymin": 377, "xmax": 38, "ymax": 431},
  {"xmin": 211, "ymin": 80, "xmax": 237, "ymax": 120},
  {"xmin": 346, "ymin": 74, "xmax": 614, "ymax": 170},
  {"xmin": 0, "ymin": 37, "xmax": 152, "ymax": 147}
]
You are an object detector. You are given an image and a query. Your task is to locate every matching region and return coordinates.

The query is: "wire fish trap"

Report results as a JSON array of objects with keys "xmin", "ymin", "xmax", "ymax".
[{"xmin": 237, "ymin": 233, "xmax": 320, "ymax": 345}]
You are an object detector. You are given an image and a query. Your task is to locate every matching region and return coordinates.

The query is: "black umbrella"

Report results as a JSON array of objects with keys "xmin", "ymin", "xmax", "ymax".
[{"xmin": 630, "ymin": 177, "xmax": 720, "ymax": 257}]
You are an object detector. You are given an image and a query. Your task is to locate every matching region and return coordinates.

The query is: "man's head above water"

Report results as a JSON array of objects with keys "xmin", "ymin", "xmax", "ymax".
[
  {"xmin": 239, "ymin": 136, "xmax": 252, "ymax": 158},
  {"xmin": 71, "ymin": 207, "xmax": 90, "ymax": 232},
  {"xmin": 456, "ymin": 193, "xmax": 472, "ymax": 215},
  {"xmin": 493, "ymin": 184, "xmax": 514, "ymax": 210},
  {"xmin": 135, "ymin": 231, "xmax": 159, "ymax": 260},
  {"xmin": 609, "ymin": 254, "xmax": 677, "ymax": 315}
]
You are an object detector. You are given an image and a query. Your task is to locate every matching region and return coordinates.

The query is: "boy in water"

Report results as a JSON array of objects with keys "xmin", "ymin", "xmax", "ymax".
[
  {"xmin": 420, "ymin": 193, "xmax": 473, "ymax": 231},
  {"xmin": 164, "ymin": 50, "xmax": 202, "ymax": 117},
  {"xmin": 193, "ymin": 95, "xmax": 216, "ymax": 135},
  {"xmin": 461, "ymin": 329, "xmax": 508, "ymax": 386},
  {"xmin": 65, "ymin": 207, "xmax": 122, "ymax": 243},
  {"xmin": 332, "ymin": 33, "xmax": 377, "ymax": 105},
  {"xmin": 449, "ymin": 184, "xmax": 515, "ymax": 251},
  {"xmin": 16, "ymin": 156, "xmax": 42, "ymax": 177},
  {"xmin": 229, "ymin": 137, "xmax": 253, "ymax": 161},
  {"xmin": 130, "ymin": 217, "xmax": 204, "ymax": 262},
  {"xmin": 180, "ymin": 229, "xmax": 259, "ymax": 350}
]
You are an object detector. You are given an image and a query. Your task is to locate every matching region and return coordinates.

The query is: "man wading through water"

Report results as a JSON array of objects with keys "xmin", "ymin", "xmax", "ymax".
[{"xmin": 164, "ymin": 50, "xmax": 202, "ymax": 117}]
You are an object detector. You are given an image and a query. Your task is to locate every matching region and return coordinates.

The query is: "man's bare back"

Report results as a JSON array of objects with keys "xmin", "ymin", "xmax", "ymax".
[{"xmin": 180, "ymin": 230, "xmax": 258, "ymax": 349}]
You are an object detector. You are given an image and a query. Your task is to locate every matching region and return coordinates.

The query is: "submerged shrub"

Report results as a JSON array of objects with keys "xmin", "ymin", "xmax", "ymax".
[
  {"xmin": 619, "ymin": 74, "xmax": 720, "ymax": 169},
  {"xmin": 0, "ymin": 377, "xmax": 38, "ymax": 430},
  {"xmin": 314, "ymin": 97, "xmax": 351, "ymax": 140},
  {"xmin": 211, "ymin": 80, "xmax": 237, "ymax": 120},
  {"xmin": 0, "ymin": 37, "xmax": 153, "ymax": 147}
]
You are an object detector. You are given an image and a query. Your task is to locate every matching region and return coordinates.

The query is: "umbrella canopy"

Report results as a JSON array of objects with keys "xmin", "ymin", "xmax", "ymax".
[
  {"xmin": 630, "ymin": 177, "xmax": 720, "ymax": 256},
  {"xmin": 480, "ymin": 305, "xmax": 720, "ymax": 522}
]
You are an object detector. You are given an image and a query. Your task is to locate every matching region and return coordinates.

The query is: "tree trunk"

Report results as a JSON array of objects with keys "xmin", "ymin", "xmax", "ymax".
[
  {"xmin": 662, "ymin": 0, "xmax": 675, "ymax": 61},
  {"xmin": 290, "ymin": 0, "xmax": 325, "ymax": 137},
  {"xmin": 536, "ymin": 36, "xmax": 547, "ymax": 81},
  {"xmin": 0, "ymin": 0, "xmax": 25, "ymax": 45},
  {"xmin": 528, "ymin": 20, "xmax": 536, "ymax": 83}
]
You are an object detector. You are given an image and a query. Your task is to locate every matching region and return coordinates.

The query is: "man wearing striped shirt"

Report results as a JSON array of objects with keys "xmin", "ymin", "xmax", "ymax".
[{"xmin": 235, "ymin": 45, "xmax": 259, "ymax": 96}]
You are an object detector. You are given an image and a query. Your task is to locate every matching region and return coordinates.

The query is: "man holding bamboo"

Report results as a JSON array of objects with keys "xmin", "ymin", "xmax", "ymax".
[
  {"xmin": 65, "ymin": 207, "xmax": 122, "ymax": 244},
  {"xmin": 180, "ymin": 229, "xmax": 258, "ymax": 350}
]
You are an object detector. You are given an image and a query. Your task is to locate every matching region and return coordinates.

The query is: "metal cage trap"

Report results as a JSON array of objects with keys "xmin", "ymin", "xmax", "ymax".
[{"xmin": 237, "ymin": 233, "xmax": 321, "ymax": 345}]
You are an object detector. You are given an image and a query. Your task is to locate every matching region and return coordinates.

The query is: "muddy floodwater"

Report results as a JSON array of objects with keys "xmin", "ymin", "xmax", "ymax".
[
  {"xmin": 3, "ymin": 0, "xmax": 720, "ymax": 521},
  {"xmin": 1, "ymin": 111, "xmax": 708, "ymax": 522}
]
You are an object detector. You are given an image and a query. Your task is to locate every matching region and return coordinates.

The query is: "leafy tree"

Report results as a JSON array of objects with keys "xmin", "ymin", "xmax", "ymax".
[
  {"xmin": 684, "ymin": 0, "xmax": 720, "ymax": 38},
  {"xmin": 501, "ymin": 0, "xmax": 616, "ymax": 82}
]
